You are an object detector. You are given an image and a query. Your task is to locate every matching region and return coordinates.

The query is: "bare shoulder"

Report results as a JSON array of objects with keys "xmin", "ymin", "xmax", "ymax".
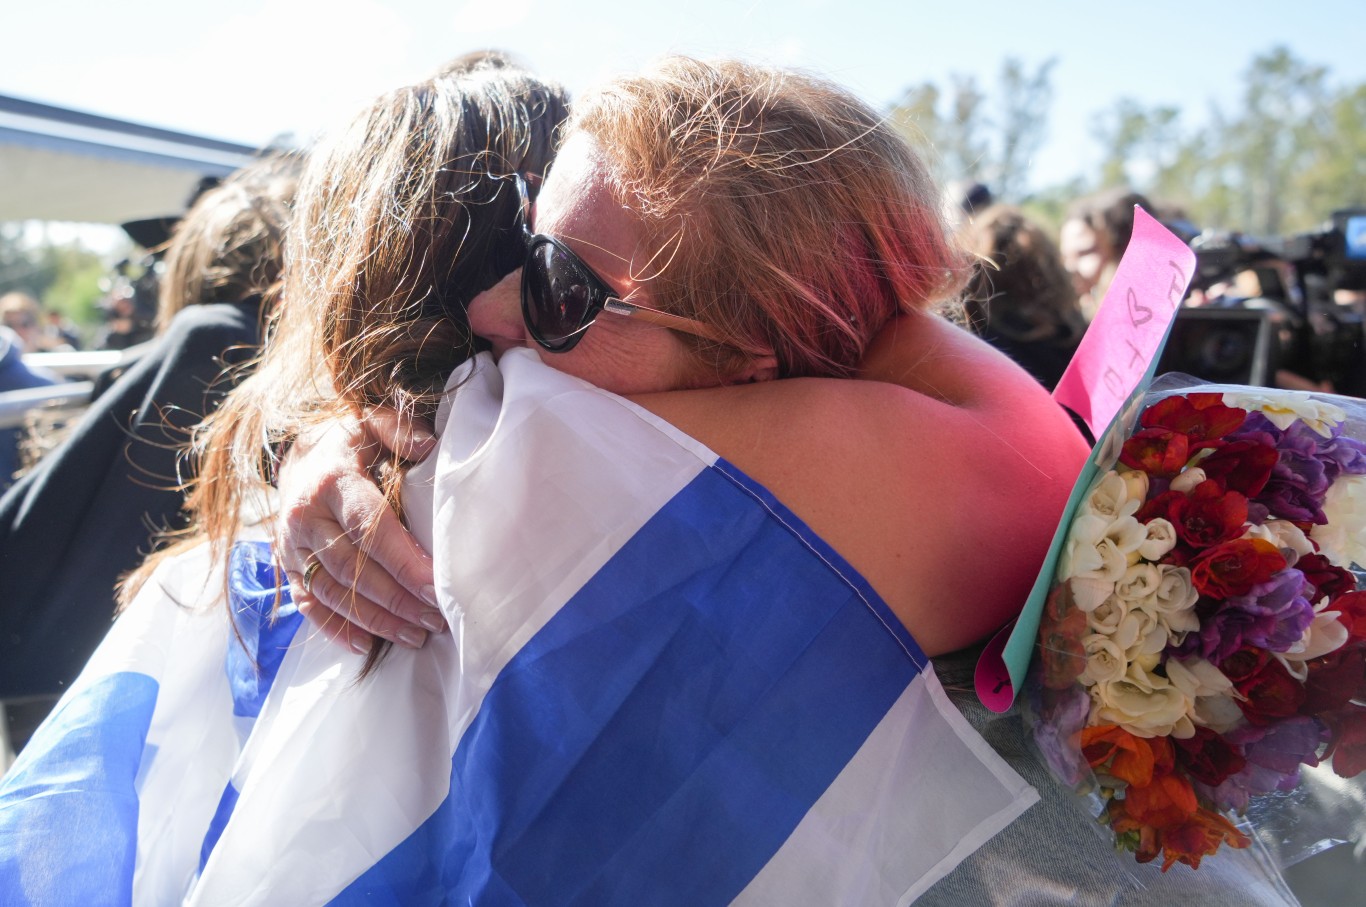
[{"xmin": 632, "ymin": 314, "xmax": 1089, "ymax": 655}]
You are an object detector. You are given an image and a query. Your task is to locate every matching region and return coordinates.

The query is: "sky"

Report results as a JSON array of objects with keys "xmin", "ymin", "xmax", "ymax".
[{"xmin": 5, "ymin": 0, "xmax": 1365, "ymax": 193}]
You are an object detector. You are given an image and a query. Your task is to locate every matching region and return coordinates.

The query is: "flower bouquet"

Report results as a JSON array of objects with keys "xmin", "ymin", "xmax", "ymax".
[{"xmin": 1028, "ymin": 380, "xmax": 1366, "ymax": 872}]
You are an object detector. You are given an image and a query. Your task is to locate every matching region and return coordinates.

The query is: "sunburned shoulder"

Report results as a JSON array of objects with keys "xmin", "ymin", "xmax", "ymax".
[{"xmin": 634, "ymin": 357, "xmax": 1088, "ymax": 655}]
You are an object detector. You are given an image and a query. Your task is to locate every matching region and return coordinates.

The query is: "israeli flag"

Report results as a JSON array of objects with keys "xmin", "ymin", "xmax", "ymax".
[{"xmin": 0, "ymin": 349, "xmax": 1036, "ymax": 905}]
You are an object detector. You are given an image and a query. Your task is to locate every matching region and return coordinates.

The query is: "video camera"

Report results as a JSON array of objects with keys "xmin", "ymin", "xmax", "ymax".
[{"xmin": 1158, "ymin": 208, "xmax": 1366, "ymax": 395}]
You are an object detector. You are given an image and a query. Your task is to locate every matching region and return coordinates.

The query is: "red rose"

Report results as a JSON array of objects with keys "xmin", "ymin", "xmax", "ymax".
[
  {"xmin": 1136, "ymin": 490, "xmax": 1186, "ymax": 526},
  {"xmin": 1303, "ymin": 644, "xmax": 1366, "ymax": 715},
  {"xmin": 1040, "ymin": 583, "xmax": 1088, "ymax": 690},
  {"xmin": 1331, "ymin": 591, "xmax": 1366, "ymax": 644},
  {"xmin": 1327, "ymin": 706, "xmax": 1366, "ymax": 778},
  {"xmin": 1172, "ymin": 481, "xmax": 1248, "ymax": 550},
  {"xmin": 1140, "ymin": 394, "xmax": 1248, "ymax": 443},
  {"xmin": 1121, "ymin": 429, "xmax": 1191, "ymax": 478},
  {"xmin": 1173, "ymin": 725, "xmax": 1247, "ymax": 787},
  {"xmin": 1197, "ymin": 438, "xmax": 1279, "ymax": 497},
  {"xmin": 1235, "ymin": 655, "xmax": 1306, "ymax": 726},
  {"xmin": 1189, "ymin": 539, "xmax": 1286, "ymax": 599},
  {"xmin": 1219, "ymin": 646, "xmax": 1270, "ymax": 683},
  {"xmin": 1298, "ymin": 554, "xmax": 1357, "ymax": 603}
]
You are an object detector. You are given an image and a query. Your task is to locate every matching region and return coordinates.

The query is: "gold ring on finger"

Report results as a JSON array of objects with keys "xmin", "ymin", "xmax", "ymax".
[{"xmin": 302, "ymin": 556, "xmax": 323, "ymax": 595}]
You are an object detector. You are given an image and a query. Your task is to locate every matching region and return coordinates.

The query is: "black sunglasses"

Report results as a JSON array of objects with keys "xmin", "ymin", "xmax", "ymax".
[{"xmin": 511, "ymin": 175, "xmax": 723, "ymax": 353}]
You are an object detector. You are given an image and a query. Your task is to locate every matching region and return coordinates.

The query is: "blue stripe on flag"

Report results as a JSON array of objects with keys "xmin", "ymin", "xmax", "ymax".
[
  {"xmin": 199, "ymin": 782, "xmax": 240, "ymax": 873},
  {"xmin": 225, "ymin": 540, "xmax": 303, "ymax": 719},
  {"xmin": 196, "ymin": 541, "xmax": 304, "ymax": 871},
  {"xmin": 0, "ymin": 672, "xmax": 158, "ymax": 906},
  {"xmin": 333, "ymin": 459, "xmax": 925, "ymax": 905}
]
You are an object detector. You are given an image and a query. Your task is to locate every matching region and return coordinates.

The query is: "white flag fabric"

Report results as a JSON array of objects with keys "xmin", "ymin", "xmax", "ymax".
[{"xmin": 0, "ymin": 349, "xmax": 1037, "ymax": 905}]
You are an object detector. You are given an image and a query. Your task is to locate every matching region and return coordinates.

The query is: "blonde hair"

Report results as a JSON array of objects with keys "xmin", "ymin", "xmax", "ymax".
[
  {"xmin": 120, "ymin": 60, "xmax": 569, "ymax": 616},
  {"xmin": 569, "ymin": 56, "xmax": 968, "ymax": 378},
  {"xmin": 155, "ymin": 154, "xmax": 302, "ymax": 333}
]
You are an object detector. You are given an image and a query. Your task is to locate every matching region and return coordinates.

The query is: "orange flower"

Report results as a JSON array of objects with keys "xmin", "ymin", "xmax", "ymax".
[
  {"xmin": 1156, "ymin": 807, "xmax": 1251, "ymax": 871},
  {"xmin": 1121, "ymin": 773, "xmax": 1198, "ymax": 829},
  {"xmin": 1080, "ymin": 725, "xmax": 1174, "ymax": 787}
]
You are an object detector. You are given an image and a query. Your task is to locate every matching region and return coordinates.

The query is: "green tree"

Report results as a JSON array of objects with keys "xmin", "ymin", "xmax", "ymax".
[
  {"xmin": 1088, "ymin": 46, "xmax": 1364, "ymax": 236},
  {"xmin": 0, "ymin": 224, "xmax": 114, "ymax": 330},
  {"xmin": 891, "ymin": 58, "xmax": 1055, "ymax": 202}
]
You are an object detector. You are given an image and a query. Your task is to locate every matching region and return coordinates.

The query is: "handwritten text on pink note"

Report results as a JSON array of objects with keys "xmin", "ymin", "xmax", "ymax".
[{"xmin": 1053, "ymin": 207, "xmax": 1196, "ymax": 439}]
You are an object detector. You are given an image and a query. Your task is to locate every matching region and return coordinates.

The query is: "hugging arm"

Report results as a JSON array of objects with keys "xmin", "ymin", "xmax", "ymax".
[
  {"xmin": 276, "ymin": 409, "xmax": 444, "ymax": 652},
  {"xmin": 279, "ymin": 313, "xmax": 1086, "ymax": 653}
]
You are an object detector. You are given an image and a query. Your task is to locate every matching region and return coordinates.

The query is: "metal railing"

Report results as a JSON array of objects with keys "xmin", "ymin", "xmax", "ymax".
[
  {"xmin": 23, "ymin": 347, "xmax": 143, "ymax": 379},
  {"xmin": 0, "ymin": 383, "xmax": 94, "ymax": 429}
]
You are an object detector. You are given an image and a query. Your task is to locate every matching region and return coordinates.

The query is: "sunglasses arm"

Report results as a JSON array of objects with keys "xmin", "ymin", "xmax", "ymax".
[{"xmin": 601, "ymin": 299, "xmax": 727, "ymax": 344}]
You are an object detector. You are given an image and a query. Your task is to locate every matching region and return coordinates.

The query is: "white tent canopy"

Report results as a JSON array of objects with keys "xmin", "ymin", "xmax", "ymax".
[{"xmin": 0, "ymin": 94, "xmax": 259, "ymax": 226}]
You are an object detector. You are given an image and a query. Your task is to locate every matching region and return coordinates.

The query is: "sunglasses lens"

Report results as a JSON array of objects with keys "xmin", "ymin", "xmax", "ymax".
[{"xmin": 524, "ymin": 241, "xmax": 596, "ymax": 349}]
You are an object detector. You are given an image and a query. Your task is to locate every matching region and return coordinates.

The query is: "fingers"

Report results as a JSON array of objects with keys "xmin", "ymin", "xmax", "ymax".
[
  {"xmin": 293, "ymin": 592, "xmax": 376, "ymax": 657},
  {"xmin": 297, "ymin": 521, "xmax": 443, "ymax": 639},
  {"xmin": 294, "ymin": 551, "xmax": 429, "ymax": 651},
  {"xmin": 275, "ymin": 409, "xmax": 444, "ymax": 656}
]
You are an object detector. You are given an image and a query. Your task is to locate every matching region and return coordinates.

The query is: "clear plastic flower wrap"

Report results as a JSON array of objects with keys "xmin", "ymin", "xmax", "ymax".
[{"xmin": 1024, "ymin": 374, "xmax": 1366, "ymax": 873}]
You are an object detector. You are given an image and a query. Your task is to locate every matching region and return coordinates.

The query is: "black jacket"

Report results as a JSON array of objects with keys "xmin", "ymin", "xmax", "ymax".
[{"xmin": 0, "ymin": 299, "xmax": 262, "ymax": 697}]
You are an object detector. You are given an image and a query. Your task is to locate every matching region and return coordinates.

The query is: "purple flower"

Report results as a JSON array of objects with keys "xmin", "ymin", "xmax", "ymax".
[
  {"xmin": 1198, "ymin": 717, "xmax": 1328, "ymax": 812},
  {"xmin": 1028, "ymin": 683, "xmax": 1091, "ymax": 787},
  {"xmin": 1314, "ymin": 427, "xmax": 1366, "ymax": 482},
  {"xmin": 1179, "ymin": 569, "xmax": 1313, "ymax": 660},
  {"xmin": 1258, "ymin": 423, "xmax": 1331, "ymax": 524}
]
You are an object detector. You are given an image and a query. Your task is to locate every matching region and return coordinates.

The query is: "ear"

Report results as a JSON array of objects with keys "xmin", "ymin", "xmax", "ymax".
[{"xmin": 727, "ymin": 353, "xmax": 779, "ymax": 385}]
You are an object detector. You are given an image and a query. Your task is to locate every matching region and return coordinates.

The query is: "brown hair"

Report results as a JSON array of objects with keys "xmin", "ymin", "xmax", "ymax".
[
  {"xmin": 1067, "ymin": 188, "xmax": 1153, "ymax": 263},
  {"xmin": 121, "ymin": 59, "xmax": 569, "ymax": 613},
  {"xmin": 569, "ymin": 56, "xmax": 969, "ymax": 379},
  {"xmin": 961, "ymin": 205, "xmax": 1087, "ymax": 345},
  {"xmin": 155, "ymin": 153, "xmax": 302, "ymax": 333}
]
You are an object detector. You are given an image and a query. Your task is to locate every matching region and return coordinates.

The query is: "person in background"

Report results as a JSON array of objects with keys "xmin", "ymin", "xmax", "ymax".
[
  {"xmin": 960, "ymin": 204, "xmax": 1087, "ymax": 391},
  {"xmin": 1059, "ymin": 188, "xmax": 1153, "ymax": 321},
  {"xmin": 0, "ymin": 293, "xmax": 50, "ymax": 353},
  {"xmin": 0, "ymin": 324, "xmax": 58, "ymax": 493},
  {"xmin": 0, "ymin": 152, "xmax": 301, "ymax": 715}
]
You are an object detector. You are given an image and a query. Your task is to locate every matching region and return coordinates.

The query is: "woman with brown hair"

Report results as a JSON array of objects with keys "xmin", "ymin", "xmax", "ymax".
[
  {"xmin": 0, "ymin": 152, "xmax": 300, "ymax": 702},
  {"xmin": 960, "ymin": 203, "xmax": 1087, "ymax": 392}
]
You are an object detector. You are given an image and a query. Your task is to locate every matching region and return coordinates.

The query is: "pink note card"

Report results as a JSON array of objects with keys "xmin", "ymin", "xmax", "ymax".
[{"xmin": 1053, "ymin": 208, "xmax": 1196, "ymax": 439}]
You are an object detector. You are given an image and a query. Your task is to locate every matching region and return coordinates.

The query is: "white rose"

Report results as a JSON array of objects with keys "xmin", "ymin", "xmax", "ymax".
[
  {"xmin": 1169, "ymin": 467, "xmax": 1208, "ymax": 495},
  {"xmin": 1080, "ymin": 634, "xmax": 1128, "ymax": 685},
  {"xmin": 1106, "ymin": 515, "xmax": 1148, "ymax": 557},
  {"xmin": 1311, "ymin": 475, "xmax": 1366, "ymax": 571},
  {"xmin": 1093, "ymin": 667, "xmax": 1195, "ymax": 739},
  {"xmin": 1059, "ymin": 513, "xmax": 1109, "ymax": 579},
  {"xmin": 1071, "ymin": 577, "xmax": 1115, "ymax": 613},
  {"xmin": 1087, "ymin": 596, "xmax": 1128, "ymax": 635},
  {"xmin": 1275, "ymin": 600, "xmax": 1350, "ymax": 681},
  {"xmin": 1119, "ymin": 469, "xmax": 1150, "ymax": 507},
  {"xmin": 1166, "ymin": 657, "xmax": 1233, "ymax": 699},
  {"xmin": 1222, "ymin": 390, "xmax": 1346, "ymax": 437},
  {"xmin": 1115, "ymin": 563, "xmax": 1163, "ymax": 603},
  {"xmin": 1060, "ymin": 514, "xmax": 1135, "ymax": 584},
  {"xmin": 1138, "ymin": 518, "xmax": 1179, "ymax": 561},
  {"xmin": 1191, "ymin": 693, "xmax": 1245, "ymax": 734},
  {"xmin": 1108, "ymin": 605, "xmax": 1166, "ymax": 662},
  {"xmin": 1145, "ymin": 567, "xmax": 1200, "ymax": 639},
  {"xmin": 1081, "ymin": 471, "xmax": 1142, "ymax": 522}
]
